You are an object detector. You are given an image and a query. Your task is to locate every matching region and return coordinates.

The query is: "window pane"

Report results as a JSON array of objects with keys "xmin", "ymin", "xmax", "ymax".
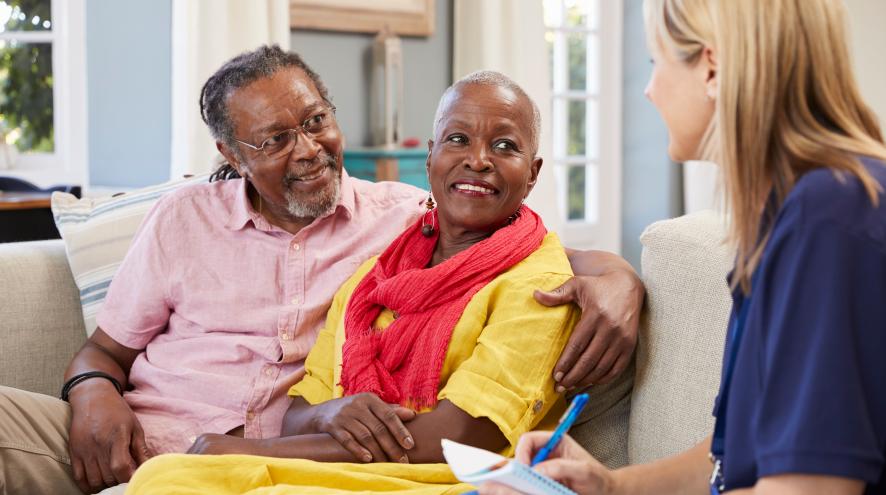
[
  {"xmin": 565, "ymin": 0, "xmax": 599, "ymax": 29},
  {"xmin": 0, "ymin": 0, "xmax": 52, "ymax": 32},
  {"xmin": 564, "ymin": 0, "xmax": 587, "ymax": 28},
  {"xmin": 543, "ymin": 0, "xmax": 562, "ymax": 28},
  {"xmin": 0, "ymin": 41, "xmax": 54, "ymax": 152},
  {"xmin": 567, "ymin": 165, "xmax": 586, "ymax": 221},
  {"xmin": 568, "ymin": 99, "xmax": 585, "ymax": 156},
  {"xmin": 567, "ymin": 32, "xmax": 586, "ymax": 91}
]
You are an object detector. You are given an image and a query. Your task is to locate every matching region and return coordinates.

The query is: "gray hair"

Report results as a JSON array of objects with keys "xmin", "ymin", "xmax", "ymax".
[
  {"xmin": 202, "ymin": 45, "xmax": 331, "ymax": 181},
  {"xmin": 432, "ymin": 70, "xmax": 541, "ymax": 155}
]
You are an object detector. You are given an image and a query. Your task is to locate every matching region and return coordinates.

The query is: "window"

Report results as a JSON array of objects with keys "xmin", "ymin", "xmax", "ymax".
[
  {"xmin": 0, "ymin": 0, "xmax": 86, "ymax": 187},
  {"xmin": 544, "ymin": 0, "xmax": 622, "ymax": 252}
]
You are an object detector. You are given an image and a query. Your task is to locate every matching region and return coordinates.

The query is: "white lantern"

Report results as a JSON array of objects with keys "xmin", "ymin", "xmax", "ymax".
[{"xmin": 370, "ymin": 27, "xmax": 404, "ymax": 149}]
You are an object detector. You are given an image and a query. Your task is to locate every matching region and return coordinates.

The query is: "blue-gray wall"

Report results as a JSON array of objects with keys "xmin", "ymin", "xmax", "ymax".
[
  {"xmin": 87, "ymin": 0, "xmax": 172, "ymax": 188},
  {"xmin": 85, "ymin": 1, "xmax": 451, "ymax": 187},
  {"xmin": 291, "ymin": 0, "xmax": 452, "ymax": 146},
  {"xmin": 620, "ymin": 0, "xmax": 682, "ymax": 268}
]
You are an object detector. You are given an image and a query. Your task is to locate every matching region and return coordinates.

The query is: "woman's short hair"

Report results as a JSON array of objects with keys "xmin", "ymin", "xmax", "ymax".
[{"xmin": 433, "ymin": 71, "xmax": 542, "ymax": 156}]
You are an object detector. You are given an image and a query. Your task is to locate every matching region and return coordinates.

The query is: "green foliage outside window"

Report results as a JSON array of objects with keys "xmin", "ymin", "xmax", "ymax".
[{"xmin": 0, "ymin": 0, "xmax": 54, "ymax": 152}]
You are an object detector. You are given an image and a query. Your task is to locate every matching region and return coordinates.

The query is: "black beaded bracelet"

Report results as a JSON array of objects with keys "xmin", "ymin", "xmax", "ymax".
[{"xmin": 60, "ymin": 371, "xmax": 124, "ymax": 402}]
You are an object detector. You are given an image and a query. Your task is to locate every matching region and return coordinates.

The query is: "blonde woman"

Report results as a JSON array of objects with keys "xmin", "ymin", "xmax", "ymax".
[{"xmin": 482, "ymin": 0, "xmax": 886, "ymax": 494}]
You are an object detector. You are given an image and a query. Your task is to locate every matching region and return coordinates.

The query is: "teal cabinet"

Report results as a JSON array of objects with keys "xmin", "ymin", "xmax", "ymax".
[{"xmin": 344, "ymin": 147, "xmax": 429, "ymax": 190}]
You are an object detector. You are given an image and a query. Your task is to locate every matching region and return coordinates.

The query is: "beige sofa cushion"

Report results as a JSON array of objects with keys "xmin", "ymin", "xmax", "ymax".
[
  {"xmin": 628, "ymin": 210, "xmax": 734, "ymax": 464},
  {"xmin": 0, "ymin": 240, "xmax": 87, "ymax": 396}
]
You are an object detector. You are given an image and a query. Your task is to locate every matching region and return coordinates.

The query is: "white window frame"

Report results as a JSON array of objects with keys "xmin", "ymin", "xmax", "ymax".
[
  {"xmin": 0, "ymin": 0, "xmax": 87, "ymax": 188},
  {"xmin": 546, "ymin": 0, "xmax": 622, "ymax": 253}
]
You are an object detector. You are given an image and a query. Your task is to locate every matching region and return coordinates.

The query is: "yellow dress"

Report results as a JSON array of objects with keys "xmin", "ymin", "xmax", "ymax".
[{"xmin": 127, "ymin": 233, "xmax": 578, "ymax": 495}]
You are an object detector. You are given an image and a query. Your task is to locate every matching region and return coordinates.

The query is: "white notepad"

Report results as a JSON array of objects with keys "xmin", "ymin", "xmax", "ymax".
[{"xmin": 442, "ymin": 439, "xmax": 577, "ymax": 495}]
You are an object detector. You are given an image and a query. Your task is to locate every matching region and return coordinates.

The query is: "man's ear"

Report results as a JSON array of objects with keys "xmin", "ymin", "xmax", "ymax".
[
  {"xmin": 217, "ymin": 141, "xmax": 248, "ymax": 178},
  {"xmin": 525, "ymin": 157, "xmax": 543, "ymax": 197}
]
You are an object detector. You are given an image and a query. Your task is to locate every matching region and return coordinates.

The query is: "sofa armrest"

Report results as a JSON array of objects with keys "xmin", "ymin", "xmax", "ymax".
[
  {"xmin": 628, "ymin": 211, "xmax": 734, "ymax": 464},
  {"xmin": 0, "ymin": 240, "xmax": 86, "ymax": 396}
]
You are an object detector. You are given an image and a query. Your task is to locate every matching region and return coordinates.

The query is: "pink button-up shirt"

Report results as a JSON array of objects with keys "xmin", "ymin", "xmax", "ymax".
[{"xmin": 97, "ymin": 172, "xmax": 425, "ymax": 453}]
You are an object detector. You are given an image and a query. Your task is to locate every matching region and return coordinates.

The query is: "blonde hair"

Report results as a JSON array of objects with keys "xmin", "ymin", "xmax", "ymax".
[{"xmin": 645, "ymin": 0, "xmax": 886, "ymax": 292}]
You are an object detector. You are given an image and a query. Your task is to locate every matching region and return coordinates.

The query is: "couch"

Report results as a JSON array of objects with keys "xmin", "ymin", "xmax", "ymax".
[{"xmin": 0, "ymin": 209, "xmax": 734, "ymax": 468}]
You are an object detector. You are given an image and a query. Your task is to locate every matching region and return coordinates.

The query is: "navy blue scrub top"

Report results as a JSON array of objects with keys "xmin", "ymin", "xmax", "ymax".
[{"xmin": 717, "ymin": 157, "xmax": 886, "ymax": 493}]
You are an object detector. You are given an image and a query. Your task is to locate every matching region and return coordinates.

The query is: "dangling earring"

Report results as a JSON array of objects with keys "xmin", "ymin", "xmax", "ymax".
[{"xmin": 421, "ymin": 194, "xmax": 436, "ymax": 237}]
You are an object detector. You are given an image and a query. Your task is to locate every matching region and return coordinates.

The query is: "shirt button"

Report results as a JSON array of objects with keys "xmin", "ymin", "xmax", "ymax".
[
  {"xmin": 246, "ymin": 411, "xmax": 255, "ymax": 421},
  {"xmin": 533, "ymin": 400, "xmax": 544, "ymax": 414},
  {"xmin": 291, "ymin": 297, "xmax": 299, "ymax": 305},
  {"xmin": 264, "ymin": 366, "xmax": 274, "ymax": 375},
  {"xmin": 280, "ymin": 333, "xmax": 290, "ymax": 341},
  {"xmin": 188, "ymin": 435, "xmax": 197, "ymax": 444},
  {"xmin": 291, "ymin": 243, "xmax": 300, "ymax": 251}
]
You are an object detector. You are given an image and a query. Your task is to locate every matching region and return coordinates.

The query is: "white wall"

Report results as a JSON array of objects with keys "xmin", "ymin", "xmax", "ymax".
[{"xmin": 845, "ymin": 0, "xmax": 886, "ymax": 127}]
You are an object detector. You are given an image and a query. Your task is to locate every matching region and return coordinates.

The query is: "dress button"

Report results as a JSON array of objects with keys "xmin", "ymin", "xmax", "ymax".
[{"xmin": 532, "ymin": 400, "xmax": 544, "ymax": 414}]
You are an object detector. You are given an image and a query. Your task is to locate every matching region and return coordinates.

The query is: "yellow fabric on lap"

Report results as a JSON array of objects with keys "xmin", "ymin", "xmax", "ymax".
[{"xmin": 128, "ymin": 454, "xmax": 472, "ymax": 495}]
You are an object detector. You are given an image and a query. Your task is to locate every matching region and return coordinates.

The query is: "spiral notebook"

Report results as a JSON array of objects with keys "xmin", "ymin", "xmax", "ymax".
[{"xmin": 441, "ymin": 439, "xmax": 577, "ymax": 495}]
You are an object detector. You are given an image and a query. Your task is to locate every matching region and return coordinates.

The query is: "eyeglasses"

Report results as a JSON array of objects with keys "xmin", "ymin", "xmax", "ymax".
[{"xmin": 234, "ymin": 106, "xmax": 337, "ymax": 160}]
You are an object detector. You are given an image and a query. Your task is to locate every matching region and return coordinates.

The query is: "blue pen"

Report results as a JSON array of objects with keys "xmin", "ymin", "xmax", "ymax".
[{"xmin": 530, "ymin": 393, "xmax": 589, "ymax": 467}]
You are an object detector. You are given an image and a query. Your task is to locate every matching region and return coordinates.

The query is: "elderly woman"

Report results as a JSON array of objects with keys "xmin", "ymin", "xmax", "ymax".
[{"xmin": 125, "ymin": 72, "xmax": 584, "ymax": 494}]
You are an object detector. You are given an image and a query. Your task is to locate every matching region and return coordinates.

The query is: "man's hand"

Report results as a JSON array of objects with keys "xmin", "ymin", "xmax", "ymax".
[
  {"xmin": 479, "ymin": 431, "xmax": 615, "ymax": 495},
  {"xmin": 311, "ymin": 393, "xmax": 416, "ymax": 463},
  {"xmin": 535, "ymin": 267, "xmax": 644, "ymax": 390},
  {"xmin": 68, "ymin": 382, "xmax": 151, "ymax": 494}
]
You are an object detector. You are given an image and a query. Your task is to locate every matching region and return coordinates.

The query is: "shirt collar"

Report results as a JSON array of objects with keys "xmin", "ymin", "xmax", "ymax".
[
  {"xmin": 336, "ymin": 168, "xmax": 356, "ymax": 220},
  {"xmin": 225, "ymin": 178, "xmax": 257, "ymax": 231},
  {"xmin": 225, "ymin": 169, "xmax": 356, "ymax": 231}
]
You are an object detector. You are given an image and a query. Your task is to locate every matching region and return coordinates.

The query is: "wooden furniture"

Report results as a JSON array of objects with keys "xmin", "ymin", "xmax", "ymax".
[
  {"xmin": 0, "ymin": 191, "xmax": 59, "ymax": 243},
  {"xmin": 0, "ymin": 191, "xmax": 53, "ymax": 211}
]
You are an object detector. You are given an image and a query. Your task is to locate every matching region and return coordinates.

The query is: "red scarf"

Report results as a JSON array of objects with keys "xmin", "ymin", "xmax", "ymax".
[{"xmin": 340, "ymin": 205, "xmax": 547, "ymax": 409}]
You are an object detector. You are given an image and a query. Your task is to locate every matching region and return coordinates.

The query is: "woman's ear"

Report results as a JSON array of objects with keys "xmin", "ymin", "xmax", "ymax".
[
  {"xmin": 525, "ymin": 157, "xmax": 543, "ymax": 197},
  {"xmin": 425, "ymin": 139, "xmax": 434, "ymax": 174},
  {"xmin": 703, "ymin": 46, "xmax": 718, "ymax": 100}
]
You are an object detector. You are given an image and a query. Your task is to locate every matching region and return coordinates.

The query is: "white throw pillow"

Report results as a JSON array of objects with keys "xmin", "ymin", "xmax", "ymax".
[{"xmin": 51, "ymin": 175, "xmax": 208, "ymax": 336}]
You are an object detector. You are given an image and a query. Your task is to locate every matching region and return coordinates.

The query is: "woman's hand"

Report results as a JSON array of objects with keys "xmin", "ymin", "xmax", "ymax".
[
  {"xmin": 311, "ymin": 393, "xmax": 416, "ymax": 463},
  {"xmin": 186, "ymin": 433, "xmax": 263, "ymax": 456},
  {"xmin": 535, "ymin": 260, "xmax": 644, "ymax": 390},
  {"xmin": 479, "ymin": 431, "xmax": 616, "ymax": 495}
]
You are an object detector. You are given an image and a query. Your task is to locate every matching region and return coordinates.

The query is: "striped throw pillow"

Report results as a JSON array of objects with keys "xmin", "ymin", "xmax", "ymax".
[{"xmin": 51, "ymin": 175, "xmax": 208, "ymax": 336}]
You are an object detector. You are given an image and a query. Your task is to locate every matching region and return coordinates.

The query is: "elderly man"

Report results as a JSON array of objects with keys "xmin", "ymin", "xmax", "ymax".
[{"xmin": 0, "ymin": 46, "xmax": 642, "ymax": 495}]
